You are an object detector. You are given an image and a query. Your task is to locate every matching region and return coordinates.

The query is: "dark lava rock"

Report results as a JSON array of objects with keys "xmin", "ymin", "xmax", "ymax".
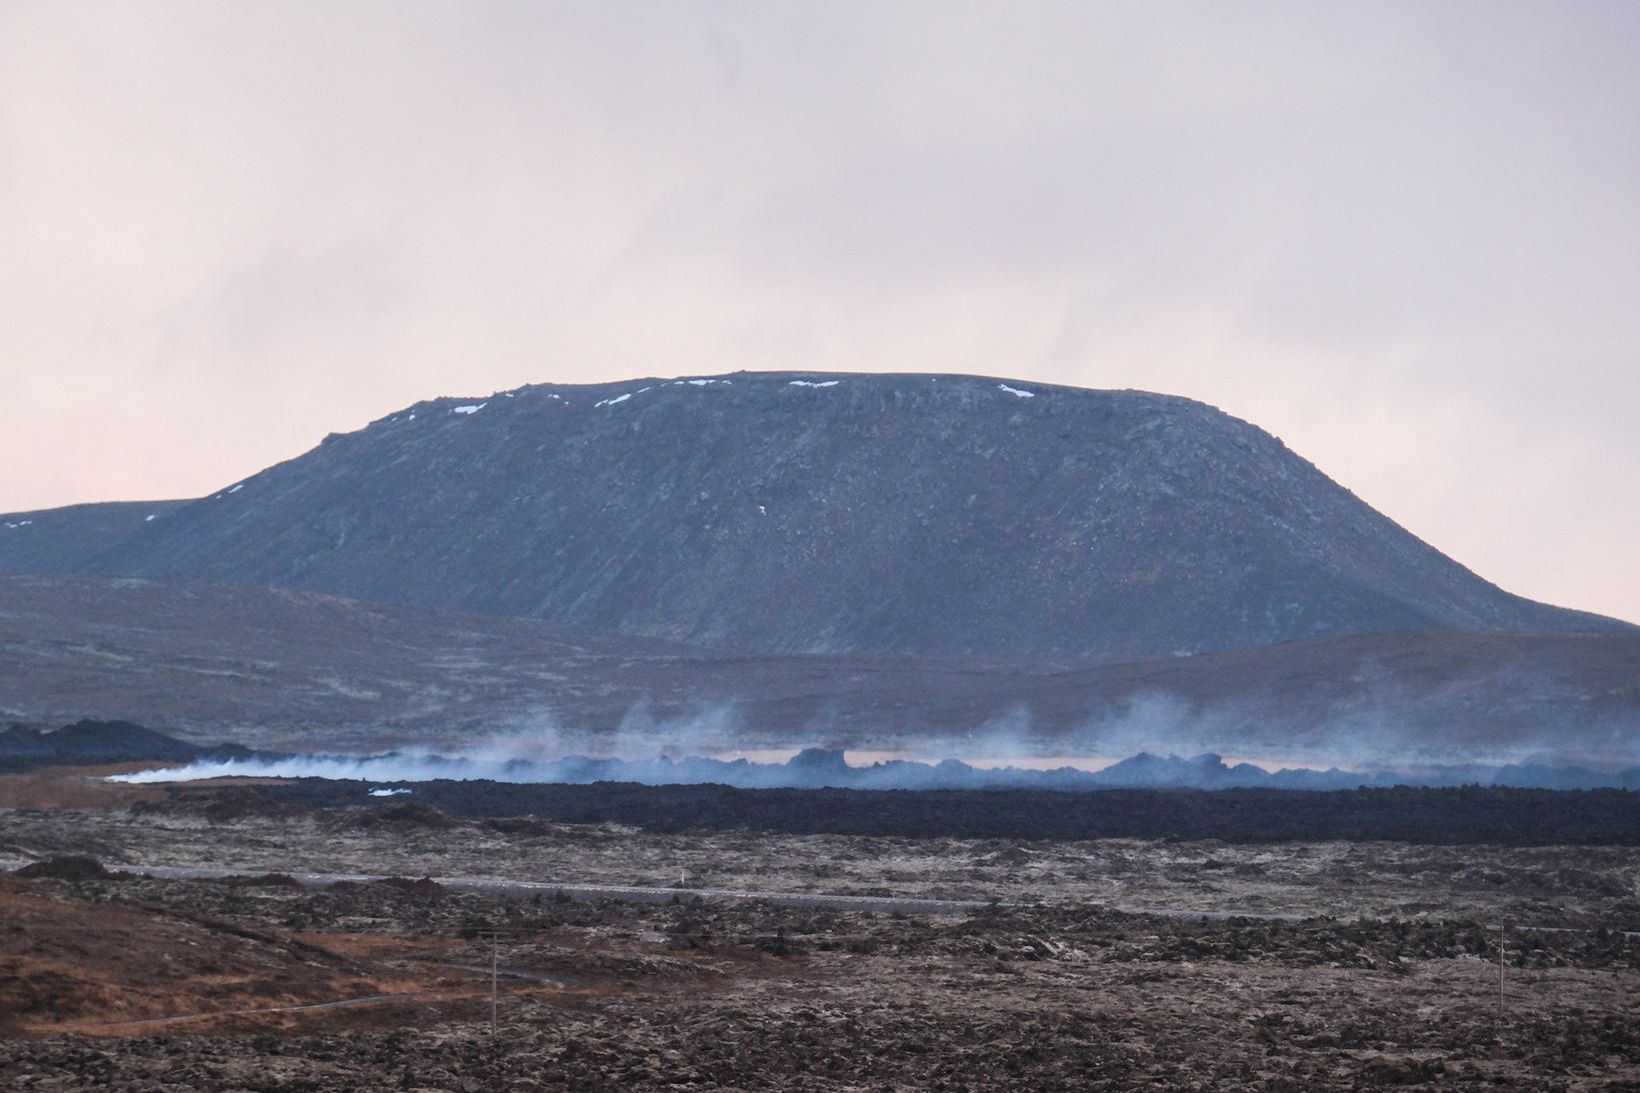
[
  {"xmin": 133, "ymin": 786, "xmax": 304, "ymax": 825},
  {"xmin": 0, "ymin": 719, "xmax": 257, "ymax": 771},
  {"xmin": 260, "ymin": 778, "xmax": 1640, "ymax": 846},
  {"xmin": 223, "ymin": 872, "xmax": 304, "ymax": 888},
  {"xmin": 16, "ymin": 855, "xmax": 112, "ymax": 881},
  {"xmin": 347, "ymin": 802, "xmax": 457, "ymax": 830},
  {"xmin": 373, "ymin": 876, "xmax": 444, "ymax": 898}
]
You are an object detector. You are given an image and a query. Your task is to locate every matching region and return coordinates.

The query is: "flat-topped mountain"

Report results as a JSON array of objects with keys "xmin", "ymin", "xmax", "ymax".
[{"xmin": 0, "ymin": 373, "xmax": 1625, "ymax": 660}]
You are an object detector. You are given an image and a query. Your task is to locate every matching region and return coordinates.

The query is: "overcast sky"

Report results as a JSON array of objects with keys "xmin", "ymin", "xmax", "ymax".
[{"xmin": 2, "ymin": 2, "xmax": 1636, "ymax": 622}]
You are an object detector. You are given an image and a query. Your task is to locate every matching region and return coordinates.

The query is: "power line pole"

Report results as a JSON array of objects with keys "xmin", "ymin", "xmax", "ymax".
[{"xmin": 491, "ymin": 932, "xmax": 499, "ymax": 1037}]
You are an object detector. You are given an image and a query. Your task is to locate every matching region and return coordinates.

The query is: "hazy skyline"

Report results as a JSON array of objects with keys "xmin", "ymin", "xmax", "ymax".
[{"xmin": 3, "ymin": 2, "xmax": 1637, "ymax": 623}]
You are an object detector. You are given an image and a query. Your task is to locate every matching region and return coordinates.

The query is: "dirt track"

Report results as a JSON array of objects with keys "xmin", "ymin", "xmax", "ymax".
[{"xmin": 0, "ymin": 857, "xmax": 1004, "ymax": 917}]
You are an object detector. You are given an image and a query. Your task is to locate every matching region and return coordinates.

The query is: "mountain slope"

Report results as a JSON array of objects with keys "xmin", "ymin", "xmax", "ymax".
[
  {"xmin": 1, "ymin": 576, "xmax": 1635, "ymax": 763},
  {"xmin": 0, "ymin": 373, "xmax": 1625, "ymax": 660},
  {"xmin": 0, "ymin": 501, "xmax": 186, "ymax": 574}
]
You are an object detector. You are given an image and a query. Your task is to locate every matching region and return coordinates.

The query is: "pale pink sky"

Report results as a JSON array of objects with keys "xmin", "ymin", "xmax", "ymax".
[{"xmin": 2, "ymin": 2, "xmax": 1637, "ymax": 623}]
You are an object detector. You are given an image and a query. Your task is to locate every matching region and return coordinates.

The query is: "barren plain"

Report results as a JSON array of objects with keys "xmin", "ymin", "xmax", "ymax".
[{"xmin": 1, "ymin": 769, "xmax": 1637, "ymax": 1090}]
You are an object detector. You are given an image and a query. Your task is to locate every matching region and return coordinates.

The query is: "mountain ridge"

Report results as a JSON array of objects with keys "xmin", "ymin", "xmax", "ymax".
[{"xmin": 0, "ymin": 372, "xmax": 1627, "ymax": 661}]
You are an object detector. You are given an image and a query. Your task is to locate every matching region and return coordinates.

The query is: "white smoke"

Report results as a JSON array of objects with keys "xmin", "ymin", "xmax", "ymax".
[{"xmin": 106, "ymin": 720, "xmax": 1639, "ymax": 791}]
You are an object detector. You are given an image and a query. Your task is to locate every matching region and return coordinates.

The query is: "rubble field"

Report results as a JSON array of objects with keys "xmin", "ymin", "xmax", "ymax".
[{"xmin": 0, "ymin": 781, "xmax": 1636, "ymax": 1089}]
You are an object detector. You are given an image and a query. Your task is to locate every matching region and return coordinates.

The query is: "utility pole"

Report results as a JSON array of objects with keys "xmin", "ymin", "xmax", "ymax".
[
  {"xmin": 1498, "ymin": 922, "xmax": 1506, "ymax": 1014},
  {"xmin": 491, "ymin": 932, "xmax": 499, "ymax": 1036}
]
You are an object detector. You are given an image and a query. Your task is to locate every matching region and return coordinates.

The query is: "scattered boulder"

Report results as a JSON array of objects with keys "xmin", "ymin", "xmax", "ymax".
[
  {"xmin": 350, "ymin": 802, "xmax": 457, "ymax": 830},
  {"xmin": 129, "ymin": 787, "xmax": 304, "ymax": 824},
  {"xmin": 373, "ymin": 876, "xmax": 444, "ymax": 898},
  {"xmin": 15, "ymin": 855, "xmax": 112, "ymax": 881},
  {"xmin": 223, "ymin": 872, "xmax": 304, "ymax": 889}
]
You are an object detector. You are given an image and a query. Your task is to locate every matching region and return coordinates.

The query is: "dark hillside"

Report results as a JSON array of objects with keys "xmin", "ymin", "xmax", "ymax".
[
  {"xmin": 0, "ymin": 501, "xmax": 185, "ymax": 574},
  {"xmin": 0, "ymin": 374, "xmax": 1625, "ymax": 660},
  {"xmin": 1, "ymin": 577, "xmax": 1635, "ymax": 760}
]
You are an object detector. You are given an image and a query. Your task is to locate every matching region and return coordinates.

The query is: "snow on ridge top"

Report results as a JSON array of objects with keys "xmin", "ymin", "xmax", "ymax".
[
  {"xmin": 998, "ymin": 383, "xmax": 1035, "ymax": 399},
  {"xmin": 594, "ymin": 386, "xmax": 655, "ymax": 409},
  {"xmin": 451, "ymin": 402, "xmax": 488, "ymax": 415},
  {"xmin": 682, "ymin": 378, "xmax": 730, "ymax": 386},
  {"xmin": 789, "ymin": 380, "xmax": 840, "ymax": 388}
]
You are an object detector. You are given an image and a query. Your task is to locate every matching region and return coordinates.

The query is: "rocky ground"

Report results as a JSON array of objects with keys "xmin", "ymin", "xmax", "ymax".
[
  {"xmin": 4, "ymin": 797, "xmax": 1639, "ymax": 924},
  {"xmin": 0, "ymin": 792, "xmax": 1636, "ymax": 1088},
  {"xmin": 0, "ymin": 859, "xmax": 1636, "ymax": 1090}
]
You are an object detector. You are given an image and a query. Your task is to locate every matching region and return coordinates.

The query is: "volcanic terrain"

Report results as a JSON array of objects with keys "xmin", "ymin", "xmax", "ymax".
[{"xmin": 1, "ymin": 374, "xmax": 1625, "ymax": 663}]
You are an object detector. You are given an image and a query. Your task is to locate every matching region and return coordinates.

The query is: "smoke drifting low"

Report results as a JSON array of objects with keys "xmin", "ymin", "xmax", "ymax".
[{"xmin": 110, "ymin": 738, "xmax": 1640, "ymax": 792}]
